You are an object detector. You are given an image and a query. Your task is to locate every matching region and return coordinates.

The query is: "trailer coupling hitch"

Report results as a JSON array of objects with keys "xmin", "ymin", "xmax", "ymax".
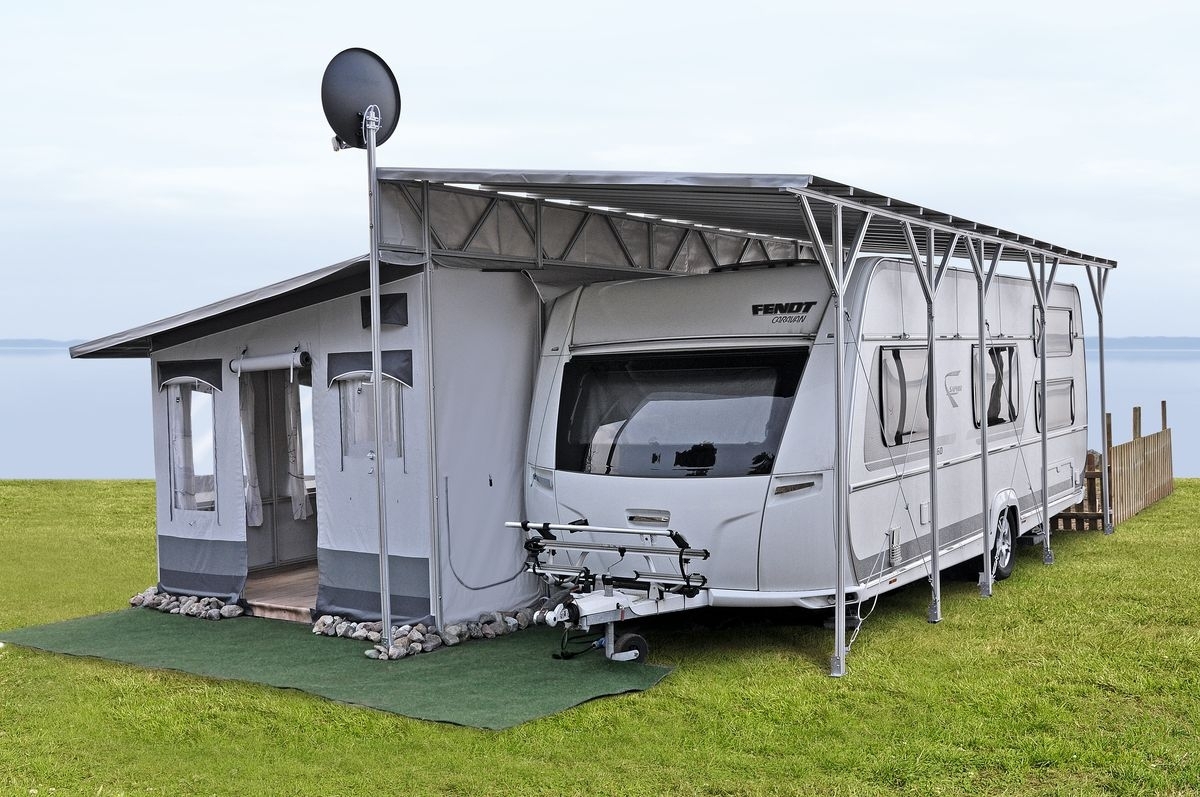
[{"xmin": 535, "ymin": 597, "xmax": 581, "ymax": 629}]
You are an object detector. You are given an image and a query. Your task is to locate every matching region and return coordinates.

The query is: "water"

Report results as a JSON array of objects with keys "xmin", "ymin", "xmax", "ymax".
[
  {"xmin": 0, "ymin": 347, "xmax": 152, "ymax": 478},
  {"xmin": 2, "ymin": 342, "xmax": 1198, "ymax": 478},
  {"xmin": 1085, "ymin": 344, "xmax": 1200, "ymax": 475}
]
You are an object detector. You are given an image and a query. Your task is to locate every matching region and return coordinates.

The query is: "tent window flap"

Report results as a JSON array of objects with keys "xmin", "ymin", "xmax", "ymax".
[
  {"xmin": 158, "ymin": 359, "xmax": 223, "ymax": 392},
  {"xmin": 326, "ymin": 350, "xmax": 414, "ymax": 388}
]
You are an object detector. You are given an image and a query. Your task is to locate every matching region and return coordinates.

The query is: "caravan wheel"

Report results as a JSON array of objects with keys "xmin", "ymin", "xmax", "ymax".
[
  {"xmin": 613, "ymin": 633, "xmax": 649, "ymax": 663},
  {"xmin": 993, "ymin": 511, "xmax": 1015, "ymax": 581}
]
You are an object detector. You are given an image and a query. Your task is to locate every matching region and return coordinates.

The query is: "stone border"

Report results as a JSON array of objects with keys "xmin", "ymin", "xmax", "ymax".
[
  {"xmin": 312, "ymin": 609, "xmax": 536, "ymax": 661},
  {"xmin": 129, "ymin": 586, "xmax": 245, "ymax": 619}
]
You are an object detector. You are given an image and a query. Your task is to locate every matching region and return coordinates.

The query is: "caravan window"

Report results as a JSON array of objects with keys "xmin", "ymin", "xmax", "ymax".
[
  {"xmin": 338, "ymin": 377, "xmax": 403, "ymax": 463},
  {"xmin": 879, "ymin": 347, "xmax": 929, "ymax": 448},
  {"xmin": 556, "ymin": 348, "xmax": 807, "ymax": 478},
  {"xmin": 1034, "ymin": 307, "xmax": 1074, "ymax": 357},
  {"xmin": 1036, "ymin": 378, "xmax": 1075, "ymax": 433},
  {"xmin": 167, "ymin": 382, "xmax": 216, "ymax": 511},
  {"xmin": 972, "ymin": 345, "xmax": 1020, "ymax": 427}
]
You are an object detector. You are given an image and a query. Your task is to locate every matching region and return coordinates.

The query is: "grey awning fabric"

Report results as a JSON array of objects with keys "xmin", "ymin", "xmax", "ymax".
[
  {"xmin": 376, "ymin": 169, "xmax": 1116, "ymax": 268},
  {"xmin": 71, "ymin": 251, "xmax": 427, "ymax": 360},
  {"xmin": 327, "ymin": 350, "xmax": 413, "ymax": 387}
]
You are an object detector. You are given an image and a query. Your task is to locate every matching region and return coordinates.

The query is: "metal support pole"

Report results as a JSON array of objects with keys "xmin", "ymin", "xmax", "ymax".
[
  {"xmin": 924, "ymin": 229, "xmax": 942, "ymax": 623},
  {"xmin": 364, "ymin": 104, "xmax": 393, "ymax": 640},
  {"xmin": 904, "ymin": 223, "xmax": 942, "ymax": 623},
  {"xmin": 1038, "ymin": 257, "xmax": 1054, "ymax": 564},
  {"xmin": 1088, "ymin": 267, "xmax": 1114, "ymax": 534},
  {"xmin": 830, "ymin": 205, "xmax": 848, "ymax": 676},
  {"xmin": 421, "ymin": 181, "xmax": 444, "ymax": 624},
  {"xmin": 830, "ymin": 283, "xmax": 847, "ymax": 676},
  {"xmin": 797, "ymin": 195, "xmax": 870, "ymax": 676},
  {"xmin": 970, "ymin": 241, "xmax": 997, "ymax": 596}
]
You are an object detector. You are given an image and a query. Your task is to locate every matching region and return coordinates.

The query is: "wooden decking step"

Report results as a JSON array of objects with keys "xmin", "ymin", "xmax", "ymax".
[{"xmin": 245, "ymin": 599, "xmax": 313, "ymax": 624}]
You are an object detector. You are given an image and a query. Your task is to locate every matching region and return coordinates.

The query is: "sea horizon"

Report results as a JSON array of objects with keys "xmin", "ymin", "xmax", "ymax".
[{"xmin": 2, "ymin": 336, "xmax": 1197, "ymax": 479}]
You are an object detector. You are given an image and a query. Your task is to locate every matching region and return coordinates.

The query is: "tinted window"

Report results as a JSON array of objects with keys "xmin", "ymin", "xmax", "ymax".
[
  {"xmin": 557, "ymin": 349, "xmax": 808, "ymax": 478},
  {"xmin": 1036, "ymin": 378, "xmax": 1075, "ymax": 432},
  {"xmin": 1034, "ymin": 307, "xmax": 1074, "ymax": 357},
  {"xmin": 879, "ymin": 347, "xmax": 929, "ymax": 447},
  {"xmin": 972, "ymin": 345, "xmax": 1020, "ymax": 428}
]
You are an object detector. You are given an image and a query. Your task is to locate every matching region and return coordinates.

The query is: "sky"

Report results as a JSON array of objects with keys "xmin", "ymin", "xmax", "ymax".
[{"xmin": 1, "ymin": 1, "xmax": 1198, "ymax": 341}]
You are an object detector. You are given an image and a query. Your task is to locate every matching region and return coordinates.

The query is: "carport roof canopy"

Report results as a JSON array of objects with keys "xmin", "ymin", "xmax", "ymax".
[
  {"xmin": 71, "ymin": 170, "xmax": 1115, "ymax": 360},
  {"xmin": 378, "ymin": 169, "xmax": 1116, "ymax": 268}
]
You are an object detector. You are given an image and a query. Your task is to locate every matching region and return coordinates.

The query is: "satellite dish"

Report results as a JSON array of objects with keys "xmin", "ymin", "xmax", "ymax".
[{"xmin": 321, "ymin": 48, "xmax": 401, "ymax": 149}]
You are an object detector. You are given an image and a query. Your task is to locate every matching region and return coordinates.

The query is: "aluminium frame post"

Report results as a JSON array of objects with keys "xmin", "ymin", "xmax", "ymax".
[
  {"xmin": 364, "ymin": 105, "xmax": 393, "ymax": 641},
  {"xmin": 925, "ymin": 228, "xmax": 942, "ymax": 623},
  {"xmin": 831, "ymin": 275, "xmax": 847, "ymax": 676},
  {"xmin": 421, "ymin": 180, "xmax": 444, "ymax": 625},
  {"xmin": 798, "ymin": 194, "xmax": 848, "ymax": 677},
  {"xmin": 1029, "ymin": 255, "xmax": 1056, "ymax": 564},
  {"xmin": 1036, "ymin": 258, "xmax": 1056, "ymax": 564},
  {"xmin": 830, "ymin": 203, "xmax": 848, "ymax": 676},
  {"xmin": 1041, "ymin": 258, "xmax": 1053, "ymax": 562},
  {"xmin": 1087, "ymin": 266, "xmax": 1114, "ymax": 534},
  {"xmin": 904, "ymin": 222, "xmax": 943, "ymax": 623},
  {"xmin": 969, "ymin": 240, "xmax": 1000, "ymax": 596}
]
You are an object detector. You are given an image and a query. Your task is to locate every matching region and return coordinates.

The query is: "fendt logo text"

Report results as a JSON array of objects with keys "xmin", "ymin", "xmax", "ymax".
[{"xmin": 751, "ymin": 300, "xmax": 818, "ymax": 323}]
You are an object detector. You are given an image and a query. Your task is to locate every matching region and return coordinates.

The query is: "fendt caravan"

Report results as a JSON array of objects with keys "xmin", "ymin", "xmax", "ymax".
[{"xmin": 517, "ymin": 257, "xmax": 1088, "ymax": 659}]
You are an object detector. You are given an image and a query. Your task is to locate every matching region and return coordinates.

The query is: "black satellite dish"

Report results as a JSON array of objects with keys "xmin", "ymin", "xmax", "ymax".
[{"xmin": 321, "ymin": 48, "xmax": 401, "ymax": 149}]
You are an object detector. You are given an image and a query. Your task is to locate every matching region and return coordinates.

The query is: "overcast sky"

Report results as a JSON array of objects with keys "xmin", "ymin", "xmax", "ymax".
[{"xmin": 2, "ymin": 1, "xmax": 1196, "ymax": 340}]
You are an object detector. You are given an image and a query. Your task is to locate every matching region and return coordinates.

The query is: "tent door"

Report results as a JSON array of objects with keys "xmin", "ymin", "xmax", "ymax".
[{"xmin": 243, "ymin": 369, "xmax": 318, "ymax": 571}]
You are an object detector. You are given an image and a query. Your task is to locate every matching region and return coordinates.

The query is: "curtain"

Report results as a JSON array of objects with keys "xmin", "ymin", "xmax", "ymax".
[
  {"xmin": 239, "ymin": 377, "xmax": 263, "ymax": 527},
  {"xmin": 168, "ymin": 384, "xmax": 197, "ymax": 510},
  {"xmin": 285, "ymin": 376, "xmax": 312, "ymax": 520}
]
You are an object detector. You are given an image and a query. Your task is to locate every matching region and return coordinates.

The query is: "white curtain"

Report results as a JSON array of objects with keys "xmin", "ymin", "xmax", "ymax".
[
  {"xmin": 239, "ymin": 377, "xmax": 263, "ymax": 527},
  {"xmin": 168, "ymin": 384, "xmax": 197, "ymax": 510},
  {"xmin": 285, "ymin": 376, "xmax": 313, "ymax": 520}
]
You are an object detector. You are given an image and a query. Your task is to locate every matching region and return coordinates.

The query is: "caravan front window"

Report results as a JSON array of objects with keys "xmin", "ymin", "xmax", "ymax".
[{"xmin": 556, "ymin": 348, "xmax": 807, "ymax": 478}]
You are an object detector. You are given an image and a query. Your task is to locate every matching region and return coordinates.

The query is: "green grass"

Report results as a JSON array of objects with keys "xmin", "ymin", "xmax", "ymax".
[{"xmin": 2, "ymin": 479, "xmax": 1198, "ymax": 796}]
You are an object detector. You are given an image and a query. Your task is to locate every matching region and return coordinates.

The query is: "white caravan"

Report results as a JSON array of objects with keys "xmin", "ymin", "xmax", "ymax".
[{"xmin": 517, "ymin": 257, "xmax": 1087, "ymax": 659}]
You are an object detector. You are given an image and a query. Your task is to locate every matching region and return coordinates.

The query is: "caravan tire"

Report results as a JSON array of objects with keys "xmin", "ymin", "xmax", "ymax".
[{"xmin": 992, "ymin": 510, "xmax": 1016, "ymax": 581}]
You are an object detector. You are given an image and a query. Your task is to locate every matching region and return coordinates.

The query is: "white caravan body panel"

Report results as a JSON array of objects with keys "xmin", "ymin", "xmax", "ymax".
[{"xmin": 525, "ymin": 258, "xmax": 1087, "ymax": 607}]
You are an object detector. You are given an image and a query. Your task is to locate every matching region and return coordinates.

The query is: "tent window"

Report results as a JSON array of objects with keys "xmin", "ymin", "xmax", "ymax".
[
  {"xmin": 338, "ymin": 377, "xmax": 403, "ymax": 465},
  {"xmin": 879, "ymin": 347, "xmax": 930, "ymax": 448},
  {"xmin": 972, "ymin": 345, "xmax": 1019, "ymax": 428},
  {"xmin": 168, "ymin": 381, "xmax": 216, "ymax": 511},
  {"xmin": 299, "ymin": 381, "xmax": 315, "ymax": 482},
  {"xmin": 1036, "ymin": 378, "xmax": 1075, "ymax": 433},
  {"xmin": 557, "ymin": 348, "xmax": 807, "ymax": 478}
]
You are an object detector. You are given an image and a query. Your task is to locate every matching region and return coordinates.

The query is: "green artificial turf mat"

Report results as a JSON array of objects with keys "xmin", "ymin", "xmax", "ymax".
[{"xmin": 1, "ymin": 609, "xmax": 670, "ymax": 730}]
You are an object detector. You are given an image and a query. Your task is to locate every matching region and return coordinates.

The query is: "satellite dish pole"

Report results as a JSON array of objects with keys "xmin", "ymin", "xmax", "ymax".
[{"xmin": 321, "ymin": 48, "xmax": 402, "ymax": 648}]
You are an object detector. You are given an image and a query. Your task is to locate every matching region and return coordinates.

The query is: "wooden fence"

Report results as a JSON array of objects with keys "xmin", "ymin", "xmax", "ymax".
[{"xmin": 1052, "ymin": 401, "xmax": 1174, "ymax": 531}]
